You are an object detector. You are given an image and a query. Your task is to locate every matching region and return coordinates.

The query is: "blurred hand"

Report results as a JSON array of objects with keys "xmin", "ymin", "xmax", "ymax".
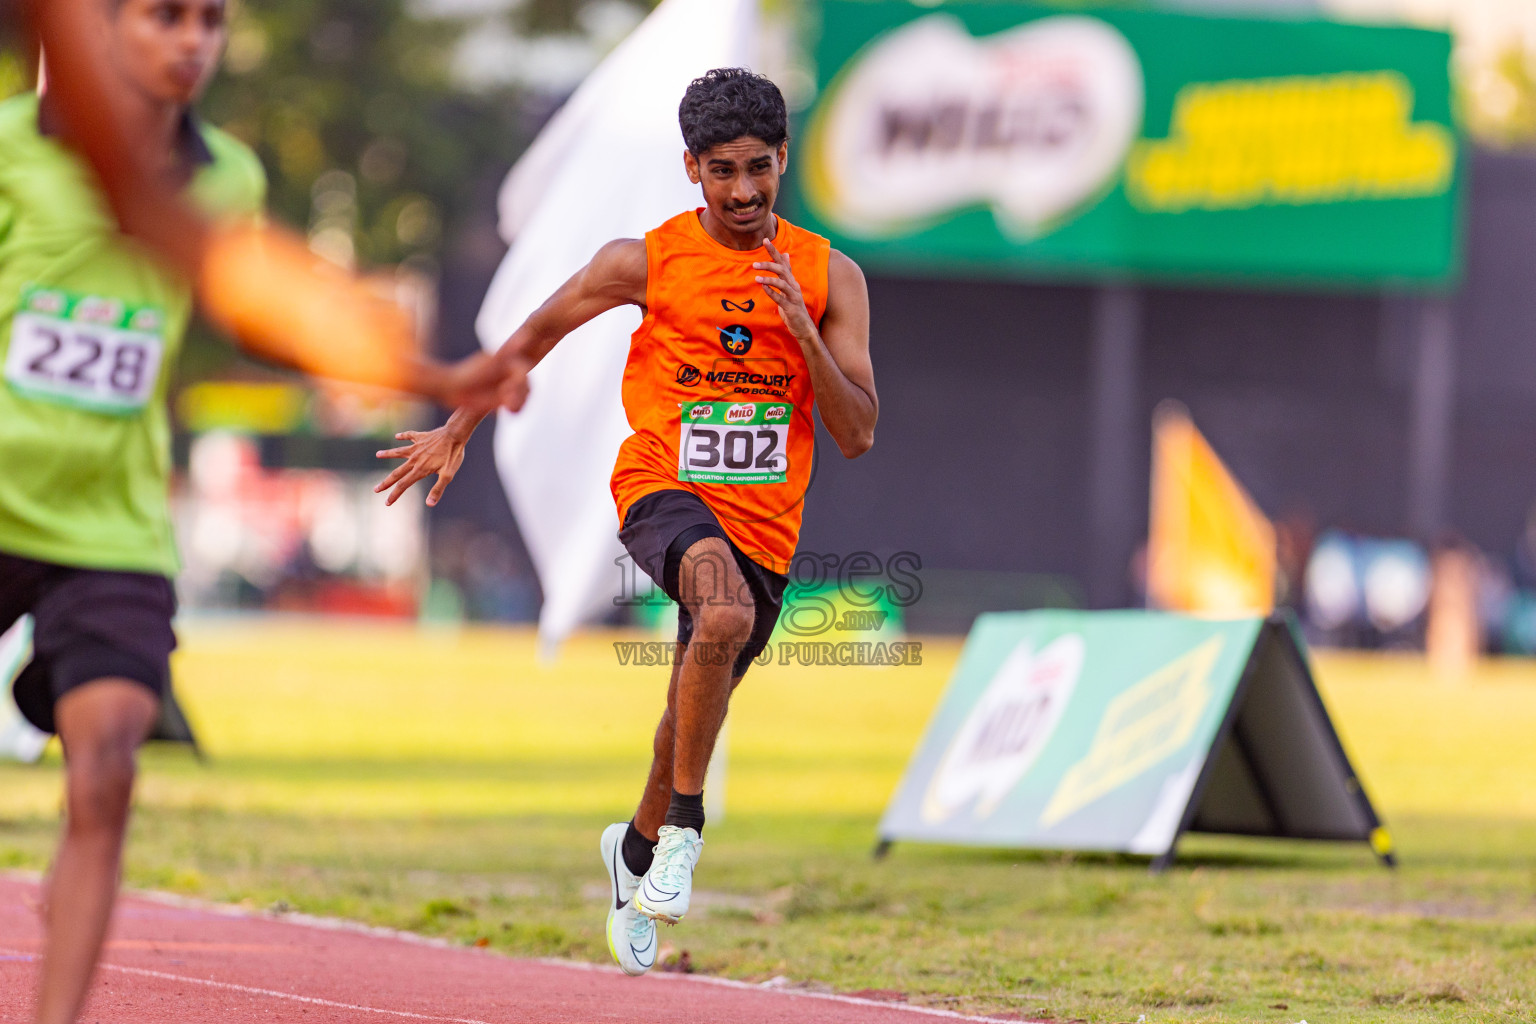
[
  {"xmin": 497, "ymin": 351, "xmax": 533, "ymax": 412},
  {"xmin": 413, "ymin": 350, "xmax": 532, "ymax": 415},
  {"xmin": 374, "ymin": 427, "xmax": 466, "ymax": 507},
  {"xmin": 417, "ymin": 352, "xmax": 506, "ymax": 415}
]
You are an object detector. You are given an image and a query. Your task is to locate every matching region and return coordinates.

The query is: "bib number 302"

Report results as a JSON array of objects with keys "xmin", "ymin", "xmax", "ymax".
[
  {"xmin": 5, "ymin": 308, "xmax": 164, "ymax": 415},
  {"xmin": 677, "ymin": 401, "xmax": 790, "ymax": 486}
]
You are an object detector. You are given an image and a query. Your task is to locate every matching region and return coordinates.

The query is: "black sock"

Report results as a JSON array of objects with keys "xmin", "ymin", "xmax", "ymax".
[
  {"xmin": 664, "ymin": 789, "xmax": 706, "ymax": 834},
  {"xmin": 621, "ymin": 820, "xmax": 655, "ymax": 877}
]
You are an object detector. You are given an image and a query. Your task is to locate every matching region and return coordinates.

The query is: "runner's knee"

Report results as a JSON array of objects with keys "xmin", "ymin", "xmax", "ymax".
[
  {"xmin": 64, "ymin": 747, "xmax": 137, "ymax": 834},
  {"xmin": 692, "ymin": 601, "xmax": 754, "ymax": 645},
  {"xmin": 676, "ymin": 542, "xmax": 735, "ymax": 604},
  {"xmin": 56, "ymin": 680, "xmax": 156, "ymax": 833}
]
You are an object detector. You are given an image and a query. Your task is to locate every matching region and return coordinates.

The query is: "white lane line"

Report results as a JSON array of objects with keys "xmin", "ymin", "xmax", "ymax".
[
  {"xmin": 533, "ymin": 957, "xmax": 1044, "ymax": 1023},
  {"xmin": 0, "ymin": 948, "xmax": 493, "ymax": 1024}
]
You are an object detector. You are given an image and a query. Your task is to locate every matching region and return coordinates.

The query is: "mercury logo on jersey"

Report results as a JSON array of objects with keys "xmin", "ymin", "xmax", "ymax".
[
  {"xmin": 675, "ymin": 364, "xmax": 701, "ymax": 386},
  {"xmin": 718, "ymin": 324, "xmax": 753, "ymax": 356},
  {"xmin": 704, "ymin": 371, "xmax": 795, "ymax": 388}
]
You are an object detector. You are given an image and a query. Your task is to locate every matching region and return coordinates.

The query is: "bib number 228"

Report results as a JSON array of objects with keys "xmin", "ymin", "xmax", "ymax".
[{"xmin": 5, "ymin": 289, "xmax": 165, "ymax": 415}]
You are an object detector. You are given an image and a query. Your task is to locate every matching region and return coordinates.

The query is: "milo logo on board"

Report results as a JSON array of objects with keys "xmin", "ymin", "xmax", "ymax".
[
  {"xmin": 765, "ymin": 405, "xmax": 789, "ymax": 422},
  {"xmin": 725, "ymin": 404, "xmax": 755, "ymax": 424},
  {"xmin": 806, "ymin": 14, "xmax": 1143, "ymax": 238},
  {"xmin": 689, "ymin": 405, "xmax": 713, "ymax": 420},
  {"xmin": 922, "ymin": 633, "xmax": 1085, "ymax": 823}
]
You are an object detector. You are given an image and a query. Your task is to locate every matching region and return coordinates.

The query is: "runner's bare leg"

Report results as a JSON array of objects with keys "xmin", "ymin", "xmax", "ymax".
[
  {"xmin": 634, "ymin": 658, "xmax": 748, "ymax": 837},
  {"xmin": 36, "ymin": 680, "xmax": 158, "ymax": 1024},
  {"xmin": 633, "ymin": 536, "xmax": 753, "ymax": 835}
]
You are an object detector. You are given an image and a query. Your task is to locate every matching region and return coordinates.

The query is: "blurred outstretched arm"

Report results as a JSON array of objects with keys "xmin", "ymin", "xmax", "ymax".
[{"xmin": 24, "ymin": 0, "xmax": 508, "ymax": 411}]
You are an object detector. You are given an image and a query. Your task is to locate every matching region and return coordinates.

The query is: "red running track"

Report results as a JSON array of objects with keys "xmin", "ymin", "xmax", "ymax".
[{"xmin": 0, "ymin": 877, "xmax": 1022, "ymax": 1024}]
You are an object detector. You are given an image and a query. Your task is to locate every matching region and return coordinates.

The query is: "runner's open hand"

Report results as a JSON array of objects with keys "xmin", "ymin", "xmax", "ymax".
[
  {"xmin": 375, "ymin": 426, "xmax": 466, "ymax": 507},
  {"xmin": 754, "ymin": 239, "xmax": 816, "ymax": 343}
]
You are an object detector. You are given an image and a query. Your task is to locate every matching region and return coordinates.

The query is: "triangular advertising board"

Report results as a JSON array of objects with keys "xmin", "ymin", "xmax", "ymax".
[{"xmin": 877, "ymin": 610, "xmax": 1392, "ymax": 870}]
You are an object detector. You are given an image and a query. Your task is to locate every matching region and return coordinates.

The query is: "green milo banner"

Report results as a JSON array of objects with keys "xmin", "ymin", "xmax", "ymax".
[
  {"xmin": 879, "ymin": 611, "xmax": 1391, "ymax": 867},
  {"xmin": 795, "ymin": 1, "xmax": 1460, "ymax": 285}
]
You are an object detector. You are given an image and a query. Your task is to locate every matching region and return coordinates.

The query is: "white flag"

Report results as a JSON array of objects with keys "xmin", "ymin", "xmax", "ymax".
[{"xmin": 476, "ymin": 0, "xmax": 758, "ymax": 658}]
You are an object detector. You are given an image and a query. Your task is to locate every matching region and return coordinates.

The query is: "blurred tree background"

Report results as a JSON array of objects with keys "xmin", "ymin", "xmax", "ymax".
[
  {"xmin": 207, "ymin": 2, "xmax": 490, "ymax": 272},
  {"xmin": 188, "ymin": 0, "xmax": 655, "ymax": 380},
  {"xmin": 0, "ymin": 1, "xmax": 660, "ymax": 382},
  {"xmin": 203, "ymin": 0, "xmax": 655, "ymax": 273},
  {"xmin": 0, "ymin": 8, "xmax": 24, "ymax": 99},
  {"xmin": 1466, "ymin": 42, "xmax": 1536, "ymax": 148}
]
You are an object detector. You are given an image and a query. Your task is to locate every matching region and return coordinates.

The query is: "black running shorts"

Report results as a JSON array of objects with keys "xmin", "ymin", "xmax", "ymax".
[
  {"xmin": 1, "ymin": 551, "xmax": 175, "ymax": 734},
  {"xmin": 618, "ymin": 489, "xmax": 788, "ymax": 678}
]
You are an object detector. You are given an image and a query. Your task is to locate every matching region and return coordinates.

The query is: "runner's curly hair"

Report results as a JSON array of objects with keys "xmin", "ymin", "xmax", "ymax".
[{"xmin": 679, "ymin": 68, "xmax": 788, "ymax": 155}]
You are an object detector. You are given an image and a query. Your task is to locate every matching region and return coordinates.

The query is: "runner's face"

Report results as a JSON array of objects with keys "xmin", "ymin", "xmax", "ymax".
[
  {"xmin": 686, "ymin": 137, "xmax": 788, "ymax": 242},
  {"xmin": 109, "ymin": 0, "xmax": 226, "ymax": 107}
]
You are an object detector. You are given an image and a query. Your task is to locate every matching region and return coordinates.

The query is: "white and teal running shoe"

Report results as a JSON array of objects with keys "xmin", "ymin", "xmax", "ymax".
[
  {"xmin": 634, "ymin": 824, "xmax": 704, "ymax": 925},
  {"xmin": 600, "ymin": 823, "xmax": 657, "ymax": 976}
]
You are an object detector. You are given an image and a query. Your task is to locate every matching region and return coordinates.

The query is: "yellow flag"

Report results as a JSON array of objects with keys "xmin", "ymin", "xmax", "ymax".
[{"xmin": 1147, "ymin": 402, "xmax": 1276, "ymax": 615}]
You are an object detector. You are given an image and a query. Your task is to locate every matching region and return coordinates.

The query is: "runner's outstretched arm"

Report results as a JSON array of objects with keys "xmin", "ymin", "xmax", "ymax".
[
  {"xmin": 754, "ymin": 241, "xmax": 877, "ymax": 458},
  {"xmin": 375, "ymin": 238, "xmax": 648, "ymax": 505}
]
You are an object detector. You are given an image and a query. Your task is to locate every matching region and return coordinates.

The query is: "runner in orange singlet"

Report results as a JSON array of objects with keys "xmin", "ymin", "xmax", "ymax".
[{"xmin": 376, "ymin": 69, "xmax": 877, "ymax": 976}]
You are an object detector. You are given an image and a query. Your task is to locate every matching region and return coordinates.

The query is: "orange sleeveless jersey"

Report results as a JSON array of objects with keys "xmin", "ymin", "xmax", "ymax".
[{"xmin": 610, "ymin": 210, "xmax": 831, "ymax": 574}]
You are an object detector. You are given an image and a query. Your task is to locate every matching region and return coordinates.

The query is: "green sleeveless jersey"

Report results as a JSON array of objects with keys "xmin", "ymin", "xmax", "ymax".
[{"xmin": 0, "ymin": 93, "xmax": 265, "ymax": 576}]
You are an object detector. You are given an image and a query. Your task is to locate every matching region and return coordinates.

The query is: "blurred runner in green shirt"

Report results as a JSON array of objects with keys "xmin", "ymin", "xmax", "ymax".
[
  {"xmin": 0, "ymin": 90, "xmax": 264, "ymax": 576},
  {"xmin": 0, "ymin": 6, "xmax": 258, "ymax": 1023},
  {"xmin": 0, "ymin": 4, "xmax": 501, "ymax": 1022}
]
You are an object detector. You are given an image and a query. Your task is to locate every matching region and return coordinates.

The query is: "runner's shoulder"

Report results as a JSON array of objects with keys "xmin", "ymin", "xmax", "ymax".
[
  {"xmin": 828, "ymin": 248, "xmax": 864, "ymax": 280},
  {"xmin": 826, "ymin": 248, "xmax": 869, "ymax": 319},
  {"xmin": 190, "ymin": 123, "xmax": 267, "ymax": 219},
  {"xmin": 588, "ymin": 237, "xmax": 647, "ymax": 302},
  {"xmin": 650, "ymin": 209, "xmax": 698, "ymax": 240},
  {"xmin": 780, "ymin": 215, "xmax": 829, "ymax": 246},
  {"xmin": 782, "ymin": 216, "xmax": 841, "ymax": 279}
]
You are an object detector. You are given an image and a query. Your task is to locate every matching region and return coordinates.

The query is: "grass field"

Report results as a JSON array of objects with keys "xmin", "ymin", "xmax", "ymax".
[{"xmin": 2, "ymin": 620, "xmax": 1534, "ymax": 1022}]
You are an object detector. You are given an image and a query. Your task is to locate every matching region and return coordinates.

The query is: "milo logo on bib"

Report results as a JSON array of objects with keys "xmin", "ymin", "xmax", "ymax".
[{"xmin": 678, "ymin": 401, "xmax": 791, "ymax": 485}]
